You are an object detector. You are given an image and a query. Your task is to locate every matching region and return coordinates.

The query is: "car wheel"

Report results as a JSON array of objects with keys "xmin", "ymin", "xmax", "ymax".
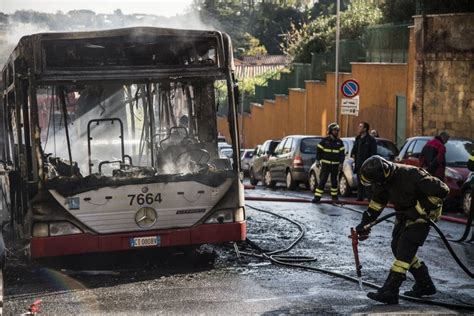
[
  {"xmin": 264, "ymin": 169, "xmax": 276, "ymax": 188},
  {"xmin": 339, "ymin": 175, "xmax": 351, "ymax": 197},
  {"xmin": 309, "ymin": 171, "xmax": 317, "ymax": 193},
  {"xmin": 462, "ymin": 189, "xmax": 472, "ymax": 216},
  {"xmin": 286, "ymin": 170, "xmax": 297, "ymax": 190},
  {"xmin": 249, "ymin": 168, "xmax": 258, "ymax": 185}
]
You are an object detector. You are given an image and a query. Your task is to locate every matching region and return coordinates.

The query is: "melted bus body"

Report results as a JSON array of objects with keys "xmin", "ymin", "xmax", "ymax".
[{"xmin": 0, "ymin": 27, "xmax": 245, "ymax": 258}]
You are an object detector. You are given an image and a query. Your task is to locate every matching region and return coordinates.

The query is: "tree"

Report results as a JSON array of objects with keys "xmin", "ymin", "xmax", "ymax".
[
  {"xmin": 380, "ymin": 0, "xmax": 416, "ymax": 23},
  {"xmin": 283, "ymin": 0, "xmax": 382, "ymax": 62},
  {"xmin": 242, "ymin": 33, "xmax": 268, "ymax": 56}
]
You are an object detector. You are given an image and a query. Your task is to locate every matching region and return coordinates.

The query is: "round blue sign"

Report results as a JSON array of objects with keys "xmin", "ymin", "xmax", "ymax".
[{"xmin": 341, "ymin": 79, "xmax": 360, "ymax": 98}]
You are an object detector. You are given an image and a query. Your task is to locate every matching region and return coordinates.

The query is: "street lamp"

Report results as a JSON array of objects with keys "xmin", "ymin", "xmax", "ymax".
[{"xmin": 335, "ymin": 0, "xmax": 341, "ymax": 123}]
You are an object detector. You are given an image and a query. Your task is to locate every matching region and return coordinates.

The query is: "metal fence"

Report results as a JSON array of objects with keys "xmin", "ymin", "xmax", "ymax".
[
  {"xmin": 364, "ymin": 23, "xmax": 411, "ymax": 63},
  {"xmin": 240, "ymin": 23, "xmax": 410, "ymax": 111}
]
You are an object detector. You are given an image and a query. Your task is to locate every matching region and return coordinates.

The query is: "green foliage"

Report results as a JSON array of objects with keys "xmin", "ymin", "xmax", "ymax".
[
  {"xmin": 242, "ymin": 33, "xmax": 268, "ymax": 56},
  {"xmin": 283, "ymin": 0, "xmax": 382, "ymax": 63},
  {"xmin": 239, "ymin": 68, "xmax": 284, "ymax": 98},
  {"xmin": 193, "ymin": 0, "xmax": 308, "ymax": 55},
  {"xmin": 380, "ymin": 0, "xmax": 416, "ymax": 23}
]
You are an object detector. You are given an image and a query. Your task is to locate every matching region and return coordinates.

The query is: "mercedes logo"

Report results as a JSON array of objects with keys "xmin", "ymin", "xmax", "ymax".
[{"xmin": 135, "ymin": 207, "xmax": 157, "ymax": 228}]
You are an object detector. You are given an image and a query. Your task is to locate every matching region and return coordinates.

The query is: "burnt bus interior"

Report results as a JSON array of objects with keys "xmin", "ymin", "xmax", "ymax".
[{"xmin": 0, "ymin": 28, "xmax": 241, "ymax": 240}]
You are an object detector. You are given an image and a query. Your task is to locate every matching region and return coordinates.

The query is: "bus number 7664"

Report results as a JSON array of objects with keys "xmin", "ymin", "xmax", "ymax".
[{"xmin": 128, "ymin": 193, "xmax": 162, "ymax": 205}]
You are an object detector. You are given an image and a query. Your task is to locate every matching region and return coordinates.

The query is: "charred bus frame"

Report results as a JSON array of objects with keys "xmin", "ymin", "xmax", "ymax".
[{"xmin": 0, "ymin": 27, "xmax": 245, "ymax": 259}]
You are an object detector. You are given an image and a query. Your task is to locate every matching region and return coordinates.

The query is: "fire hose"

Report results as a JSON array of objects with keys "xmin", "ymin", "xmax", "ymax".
[{"xmin": 241, "ymin": 203, "xmax": 474, "ymax": 311}]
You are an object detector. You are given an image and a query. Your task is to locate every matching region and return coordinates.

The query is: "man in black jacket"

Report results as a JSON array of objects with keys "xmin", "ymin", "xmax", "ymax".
[
  {"xmin": 356, "ymin": 156, "xmax": 449, "ymax": 304},
  {"xmin": 312, "ymin": 123, "xmax": 345, "ymax": 203},
  {"xmin": 351, "ymin": 122, "xmax": 377, "ymax": 201}
]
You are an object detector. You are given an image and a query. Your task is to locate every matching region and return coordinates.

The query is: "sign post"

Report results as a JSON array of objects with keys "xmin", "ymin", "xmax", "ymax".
[
  {"xmin": 341, "ymin": 97, "xmax": 360, "ymax": 116},
  {"xmin": 341, "ymin": 79, "xmax": 360, "ymax": 99},
  {"xmin": 341, "ymin": 79, "xmax": 360, "ymax": 136}
]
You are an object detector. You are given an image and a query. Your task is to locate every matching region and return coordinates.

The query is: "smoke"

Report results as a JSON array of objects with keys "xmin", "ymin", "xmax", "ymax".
[{"xmin": 0, "ymin": 8, "xmax": 217, "ymax": 65}]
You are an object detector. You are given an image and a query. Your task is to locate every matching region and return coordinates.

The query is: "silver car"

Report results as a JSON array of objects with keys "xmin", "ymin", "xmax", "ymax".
[
  {"xmin": 308, "ymin": 137, "xmax": 399, "ymax": 196},
  {"xmin": 241, "ymin": 149, "xmax": 254, "ymax": 174}
]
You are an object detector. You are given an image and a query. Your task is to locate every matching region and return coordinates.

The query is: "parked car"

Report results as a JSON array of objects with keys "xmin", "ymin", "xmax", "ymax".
[
  {"xmin": 241, "ymin": 149, "xmax": 254, "ymax": 174},
  {"xmin": 461, "ymin": 173, "xmax": 473, "ymax": 216},
  {"xmin": 396, "ymin": 136, "xmax": 473, "ymax": 207},
  {"xmin": 219, "ymin": 147, "xmax": 234, "ymax": 165},
  {"xmin": 264, "ymin": 135, "xmax": 323, "ymax": 189},
  {"xmin": 249, "ymin": 139, "xmax": 281, "ymax": 185},
  {"xmin": 218, "ymin": 135, "xmax": 227, "ymax": 144},
  {"xmin": 308, "ymin": 137, "xmax": 399, "ymax": 195}
]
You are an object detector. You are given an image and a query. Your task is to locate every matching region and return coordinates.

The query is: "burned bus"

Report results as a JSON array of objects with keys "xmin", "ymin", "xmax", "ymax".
[{"xmin": 0, "ymin": 27, "xmax": 246, "ymax": 259}]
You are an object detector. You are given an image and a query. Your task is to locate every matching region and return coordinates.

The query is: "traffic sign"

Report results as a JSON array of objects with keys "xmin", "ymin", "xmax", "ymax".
[
  {"xmin": 341, "ymin": 97, "xmax": 359, "ymax": 116},
  {"xmin": 341, "ymin": 79, "xmax": 360, "ymax": 98}
]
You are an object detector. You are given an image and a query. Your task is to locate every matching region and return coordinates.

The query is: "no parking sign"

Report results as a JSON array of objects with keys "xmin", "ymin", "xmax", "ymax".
[{"xmin": 341, "ymin": 79, "xmax": 360, "ymax": 98}]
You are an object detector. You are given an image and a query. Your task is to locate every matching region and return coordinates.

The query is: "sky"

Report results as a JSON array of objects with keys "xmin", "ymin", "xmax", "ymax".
[{"xmin": 0, "ymin": 0, "xmax": 195, "ymax": 16}]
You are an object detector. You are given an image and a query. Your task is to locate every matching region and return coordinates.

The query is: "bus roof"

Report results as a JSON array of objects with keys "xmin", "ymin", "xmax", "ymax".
[{"xmin": 3, "ymin": 26, "xmax": 234, "ymax": 84}]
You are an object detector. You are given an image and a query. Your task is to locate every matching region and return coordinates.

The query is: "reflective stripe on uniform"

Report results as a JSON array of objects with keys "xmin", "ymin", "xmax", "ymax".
[
  {"xmin": 318, "ymin": 144, "xmax": 344, "ymax": 154},
  {"xmin": 330, "ymin": 188, "xmax": 338, "ymax": 196},
  {"xmin": 315, "ymin": 188, "xmax": 324, "ymax": 197},
  {"xmin": 427, "ymin": 196, "xmax": 442, "ymax": 206},
  {"xmin": 406, "ymin": 218, "xmax": 427, "ymax": 226},
  {"xmin": 470, "ymin": 155, "xmax": 474, "ymax": 162},
  {"xmin": 391, "ymin": 259, "xmax": 411, "ymax": 274},
  {"xmin": 368, "ymin": 200, "xmax": 385, "ymax": 211},
  {"xmin": 415, "ymin": 201, "xmax": 427, "ymax": 216},
  {"xmin": 321, "ymin": 159, "xmax": 340, "ymax": 165},
  {"xmin": 411, "ymin": 256, "xmax": 422, "ymax": 269}
]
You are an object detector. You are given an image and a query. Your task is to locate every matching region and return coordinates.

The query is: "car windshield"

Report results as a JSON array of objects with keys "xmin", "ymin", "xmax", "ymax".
[
  {"xmin": 300, "ymin": 138, "xmax": 321, "ymax": 154},
  {"xmin": 268, "ymin": 141, "xmax": 281, "ymax": 154},
  {"xmin": 242, "ymin": 151, "xmax": 254, "ymax": 158},
  {"xmin": 220, "ymin": 149, "xmax": 233, "ymax": 158},
  {"xmin": 377, "ymin": 140, "xmax": 399, "ymax": 160},
  {"xmin": 445, "ymin": 140, "xmax": 473, "ymax": 166}
]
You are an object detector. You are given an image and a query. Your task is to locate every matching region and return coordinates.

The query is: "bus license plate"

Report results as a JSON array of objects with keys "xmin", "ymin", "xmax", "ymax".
[{"xmin": 129, "ymin": 236, "xmax": 160, "ymax": 248}]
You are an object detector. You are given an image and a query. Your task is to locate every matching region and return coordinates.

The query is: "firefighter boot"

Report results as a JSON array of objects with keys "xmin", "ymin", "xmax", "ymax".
[
  {"xmin": 312, "ymin": 196, "xmax": 321, "ymax": 203},
  {"xmin": 404, "ymin": 263, "xmax": 436, "ymax": 297},
  {"xmin": 367, "ymin": 271, "xmax": 405, "ymax": 304}
]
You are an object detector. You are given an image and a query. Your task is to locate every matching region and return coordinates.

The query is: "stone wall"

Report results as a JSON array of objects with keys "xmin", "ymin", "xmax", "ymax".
[{"xmin": 414, "ymin": 13, "xmax": 474, "ymax": 139}]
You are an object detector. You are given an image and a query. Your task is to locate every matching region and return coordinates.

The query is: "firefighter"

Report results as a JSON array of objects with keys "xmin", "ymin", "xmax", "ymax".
[
  {"xmin": 356, "ymin": 155, "xmax": 449, "ymax": 304},
  {"xmin": 312, "ymin": 123, "xmax": 345, "ymax": 203}
]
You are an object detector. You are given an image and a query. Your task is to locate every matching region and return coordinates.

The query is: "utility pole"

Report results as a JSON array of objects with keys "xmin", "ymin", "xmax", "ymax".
[{"xmin": 334, "ymin": 0, "xmax": 341, "ymax": 123}]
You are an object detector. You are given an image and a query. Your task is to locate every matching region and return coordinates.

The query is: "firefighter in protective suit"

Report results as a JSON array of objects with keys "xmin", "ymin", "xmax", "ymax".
[
  {"xmin": 356, "ymin": 155, "xmax": 449, "ymax": 304},
  {"xmin": 312, "ymin": 123, "xmax": 345, "ymax": 203}
]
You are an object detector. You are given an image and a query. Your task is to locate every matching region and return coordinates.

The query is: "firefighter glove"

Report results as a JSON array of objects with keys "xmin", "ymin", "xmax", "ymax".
[
  {"xmin": 356, "ymin": 228, "xmax": 371, "ymax": 241},
  {"xmin": 356, "ymin": 210, "xmax": 379, "ymax": 234}
]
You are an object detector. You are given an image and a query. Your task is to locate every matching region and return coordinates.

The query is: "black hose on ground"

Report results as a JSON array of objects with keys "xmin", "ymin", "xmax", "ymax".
[
  {"xmin": 455, "ymin": 205, "xmax": 473, "ymax": 242},
  {"xmin": 427, "ymin": 218, "xmax": 474, "ymax": 278},
  {"xmin": 243, "ymin": 203, "xmax": 474, "ymax": 311}
]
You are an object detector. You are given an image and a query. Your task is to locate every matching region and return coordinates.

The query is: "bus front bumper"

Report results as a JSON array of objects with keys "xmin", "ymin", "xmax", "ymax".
[{"xmin": 30, "ymin": 221, "xmax": 246, "ymax": 259}]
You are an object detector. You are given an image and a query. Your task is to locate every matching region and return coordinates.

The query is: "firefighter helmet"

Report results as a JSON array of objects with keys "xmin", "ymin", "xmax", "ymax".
[
  {"xmin": 360, "ymin": 155, "xmax": 395, "ymax": 186},
  {"xmin": 328, "ymin": 122, "xmax": 340, "ymax": 133}
]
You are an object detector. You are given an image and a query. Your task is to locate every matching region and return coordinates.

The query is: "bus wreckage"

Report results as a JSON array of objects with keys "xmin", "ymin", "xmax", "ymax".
[{"xmin": 0, "ymin": 27, "xmax": 246, "ymax": 261}]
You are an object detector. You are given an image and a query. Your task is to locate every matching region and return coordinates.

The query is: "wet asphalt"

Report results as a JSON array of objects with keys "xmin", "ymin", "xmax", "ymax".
[{"xmin": 3, "ymin": 182, "xmax": 474, "ymax": 315}]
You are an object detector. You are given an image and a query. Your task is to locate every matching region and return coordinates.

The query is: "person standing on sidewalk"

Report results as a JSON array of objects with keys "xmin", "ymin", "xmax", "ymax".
[
  {"xmin": 351, "ymin": 122, "xmax": 377, "ymax": 201},
  {"xmin": 312, "ymin": 123, "xmax": 345, "ymax": 203},
  {"xmin": 419, "ymin": 131, "xmax": 450, "ymax": 181}
]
